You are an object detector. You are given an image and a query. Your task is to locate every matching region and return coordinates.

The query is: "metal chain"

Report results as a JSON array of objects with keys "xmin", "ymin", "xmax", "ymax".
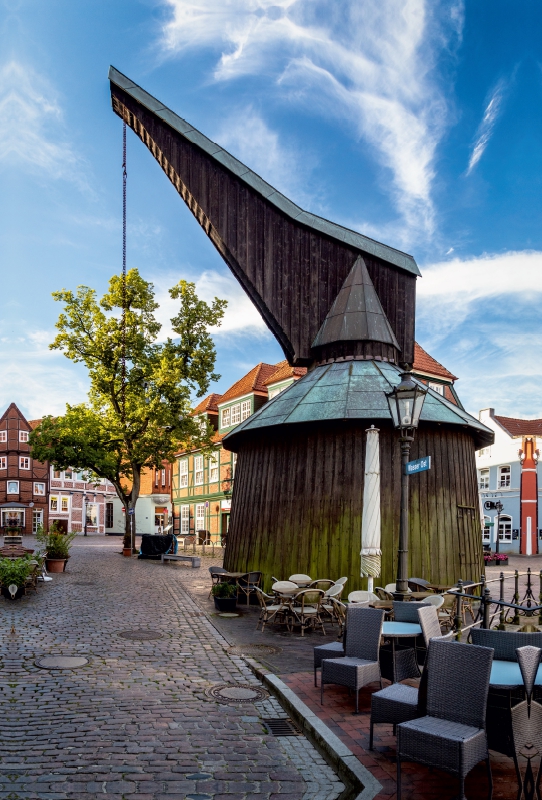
[{"xmin": 121, "ymin": 120, "xmax": 127, "ymax": 425}]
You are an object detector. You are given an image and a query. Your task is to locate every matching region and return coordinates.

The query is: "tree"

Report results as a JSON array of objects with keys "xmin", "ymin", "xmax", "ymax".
[{"xmin": 30, "ymin": 269, "xmax": 226, "ymax": 551}]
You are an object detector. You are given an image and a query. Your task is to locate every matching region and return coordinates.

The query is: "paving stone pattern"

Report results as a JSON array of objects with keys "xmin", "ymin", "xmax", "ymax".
[{"xmin": 0, "ymin": 538, "xmax": 343, "ymax": 800}]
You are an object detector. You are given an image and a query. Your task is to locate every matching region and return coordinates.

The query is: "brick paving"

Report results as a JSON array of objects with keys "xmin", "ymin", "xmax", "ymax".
[
  {"xmin": 178, "ymin": 551, "xmax": 542, "ymax": 800},
  {"xmin": 0, "ymin": 536, "xmax": 344, "ymax": 800}
]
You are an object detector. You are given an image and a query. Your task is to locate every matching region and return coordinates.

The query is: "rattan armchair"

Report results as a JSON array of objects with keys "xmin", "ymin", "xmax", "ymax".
[
  {"xmin": 236, "ymin": 571, "xmax": 262, "ymax": 604},
  {"xmin": 254, "ymin": 587, "xmax": 288, "ymax": 632},
  {"xmin": 396, "ymin": 638, "xmax": 494, "ymax": 800},
  {"xmin": 290, "ymin": 589, "xmax": 326, "ymax": 636},
  {"xmin": 321, "ymin": 606, "xmax": 384, "ymax": 714}
]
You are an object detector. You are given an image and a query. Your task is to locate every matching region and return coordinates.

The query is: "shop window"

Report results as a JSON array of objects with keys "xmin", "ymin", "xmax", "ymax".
[
  {"xmin": 86, "ymin": 504, "xmax": 98, "ymax": 527},
  {"xmin": 498, "ymin": 515, "xmax": 512, "ymax": 541}
]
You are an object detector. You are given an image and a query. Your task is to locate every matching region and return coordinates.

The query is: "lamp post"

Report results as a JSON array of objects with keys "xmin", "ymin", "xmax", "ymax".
[
  {"xmin": 83, "ymin": 492, "xmax": 88, "ymax": 536},
  {"xmin": 386, "ymin": 371, "xmax": 428, "ymax": 599}
]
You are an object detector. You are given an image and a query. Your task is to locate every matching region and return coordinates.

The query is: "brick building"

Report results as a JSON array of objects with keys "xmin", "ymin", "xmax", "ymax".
[
  {"xmin": 49, "ymin": 466, "xmax": 116, "ymax": 535},
  {"xmin": 0, "ymin": 403, "xmax": 49, "ymax": 535}
]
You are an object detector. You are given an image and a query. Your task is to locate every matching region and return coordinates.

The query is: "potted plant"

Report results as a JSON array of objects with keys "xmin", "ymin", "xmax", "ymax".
[
  {"xmin": 0, "ymin": 557, "xmax": 35, "ymax": 599},
  {"xmin": 494, "ymin": 553, "xmax": 509, "ymax": 566},
  {"xmin": 483, "ymin": 553, "xmax": 495, "ymax": 565},
  {"xmin": 211, "ymin": 581, "xmax": 237, "ymax": 612},
  {"xmin": 36, "ymin": 529, "xmax": 76, "ymax": 573}
]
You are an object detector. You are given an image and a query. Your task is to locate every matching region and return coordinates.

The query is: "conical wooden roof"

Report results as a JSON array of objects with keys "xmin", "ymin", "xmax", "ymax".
[{"xmin": 312, "ymin": 257, "xmax": 400, "ymax": 351}]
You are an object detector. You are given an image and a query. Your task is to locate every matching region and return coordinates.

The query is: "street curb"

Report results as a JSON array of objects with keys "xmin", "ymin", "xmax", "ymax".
[{"xmin": 243, "ymin": 657, "xmax": 382, "ymax": 800}]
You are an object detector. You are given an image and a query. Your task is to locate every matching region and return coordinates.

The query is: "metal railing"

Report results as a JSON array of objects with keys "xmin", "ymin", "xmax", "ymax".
[{"xmin": 448, "ymin": 568, "xmax": 542, "ymax": 639}]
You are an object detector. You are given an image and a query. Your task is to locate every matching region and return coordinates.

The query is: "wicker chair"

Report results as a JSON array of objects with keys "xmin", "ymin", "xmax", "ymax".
[
  {"xmin": 254, "ymin": 587, "xmax": 288, "ymax": 631},
  {"xmin": 208, "ymin": 566, "xmax": 228, "ymax": 598},
  {"xmin": 236, "ymin": 571, "xmax": 262, "ymax": 604},
  {"xmin": 322, "ymin": 584, "xmax": 344, "ymax": 623},
  {"xmin": 407, "ymin": 577, "xmax": 431, "ymax": 591},
  {"xmin": 375, "ymin": 586, "xmax": 394, "ymax": 602},
  {"xmin": 321, "ymin": 606, "xmax": 384, "ymax": 714},
  {"xmin": 369, "ymin": 607, "xmax": 452, "ymax": 749},
  {"xmin": 335, "ymin": 577, "xmax": 348, "ymax": 586},
  {"xmin": 290, "ymin": 589, "xmax": 326, "ymax": 636},
  {"xmin": 348, "ymin": 590, "xmax": 377, "ymax": 604},
  {"xmin": 314, "ymin": 633, "xmax": 345, "ymax": 687},
  {"xmin": 397, "ymin": 638, "xmax": 494, "ymax": 800},
  {"xmin": 309, "ymin": 579, "xmax": 335, "ymax": 591}
]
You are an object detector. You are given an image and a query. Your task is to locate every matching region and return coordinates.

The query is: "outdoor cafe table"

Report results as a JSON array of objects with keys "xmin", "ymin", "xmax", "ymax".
[
  {"xmin": 426, "ymin": 584, "xmax": 453, "ymax": 593},
  {"xmin": 490, "ymin": 660, "xmax": 542, "ymax": 690},
  {"xmin": 381, "ymin": 621, "xmax": 423, "ymax": 683}
]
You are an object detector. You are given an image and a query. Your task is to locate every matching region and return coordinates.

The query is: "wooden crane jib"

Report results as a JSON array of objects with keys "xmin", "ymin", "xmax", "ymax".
[{"xmin": 109, "ymin": 66, "xmax": 419, "ymax": 368}]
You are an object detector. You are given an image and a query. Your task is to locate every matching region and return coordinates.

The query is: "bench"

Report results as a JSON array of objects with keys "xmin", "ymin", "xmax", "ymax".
[{"xmin": 161, "ymin": 554, "xmax": 201, "ymax": 568}]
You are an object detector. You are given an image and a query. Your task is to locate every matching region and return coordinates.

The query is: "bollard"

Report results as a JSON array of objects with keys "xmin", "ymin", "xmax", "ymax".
[
  {"xmin": 454, "ymin": 580, "xmax": 464, "ymax": 641},
  {"xmin": 512, "ymin": 570, "xmax": 520, "ymax": 626},
  {"xmin": 483, "ymin": 587, "xmax": 491, "ymax": 629},
  {"xmin": 497, "ymin": 572, "xmax": 506, "ymax": 629}
]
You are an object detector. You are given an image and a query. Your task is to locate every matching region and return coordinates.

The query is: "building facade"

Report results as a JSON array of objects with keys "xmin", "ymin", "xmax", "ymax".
[
  {"xmin": 477, "ymin": 410, "xmax": 542, "ymax": 555},
  {"xmin": 172, "ymin": 361, "xmax": 305, "ymax": 543},
  {"xmin": 49, "ymin": 467, "xmax": 116, "ymax": 535},
  {"xmin": 0, "ymin": 403, "xmax": 49, "ymax": 535},
  {"xmin": 109, "ymin": 463, "xmax": 173, "ymax": 536}
]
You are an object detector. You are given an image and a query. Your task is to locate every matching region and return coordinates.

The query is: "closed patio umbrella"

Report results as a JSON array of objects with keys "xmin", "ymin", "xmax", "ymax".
[{"xmin": 361, "ymin": 425, "xmax": 381, "ymax": 592}]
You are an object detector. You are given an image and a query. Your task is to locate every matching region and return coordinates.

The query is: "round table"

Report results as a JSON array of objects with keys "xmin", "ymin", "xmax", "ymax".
[
  {"xmin": 381, "ymin": 622, "xmax": 423, "ymax": 683},
  {"xmin": 490, "ymin": 660, "xmax": 542, "ymax": 690}
]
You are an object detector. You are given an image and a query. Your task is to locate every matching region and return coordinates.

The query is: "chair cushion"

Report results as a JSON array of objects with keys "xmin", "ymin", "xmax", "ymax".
[
  {"xmin": 371, "ymin": 684, "xmax": 419, "ymax": 725},
  {"xmin": 314, "ymin": 641, "xmax": 344, "ymax": 668},
  {"xmin": 398, "ymin": 716, "xmax": 488, "ymax": 774},
  {"xmin": 322, "ymin": 657, "xmax": 381, "ymax": 689}
]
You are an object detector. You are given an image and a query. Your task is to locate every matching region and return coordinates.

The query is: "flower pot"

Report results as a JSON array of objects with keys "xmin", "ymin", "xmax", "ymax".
[
  {"xmin": 122, "ymin": 548, "xmax": 132, "ymax": 557},
  {"xmin": 46, "ymin": 558, "xmax": 67, "ymax": 573},
  {"xmin": 495, "ymin": 557, "xmax": 509, "ymax": 566},
  {"xmin": 213, "ymin": 596, "xmax": 237, "ymax": 613}
]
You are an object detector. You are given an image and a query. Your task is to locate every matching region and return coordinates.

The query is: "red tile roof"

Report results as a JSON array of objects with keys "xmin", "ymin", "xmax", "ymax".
[
  {"xmin": 413, "ymin": 343, "xmax": 457, "ymax": 382},
  {"xmin": 192, "ymin": 393, "xmax": 222, "ymax": 415},
  {"xmin": 494, "ymin": 416, "xmax": 542, "ymax": 437},
  {"xmin": 263, "ymin": 360, "xmax": 307, "ymax": 386},
  {"xmin": 28, "ymin": 419, "xmax": 42, "ymax": 429},
  {"xmin": 218, "ymin": 363, "xmax": 278, "ymax": 404}
]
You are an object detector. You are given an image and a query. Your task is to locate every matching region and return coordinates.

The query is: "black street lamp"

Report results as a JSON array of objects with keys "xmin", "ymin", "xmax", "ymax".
[{"xmin": 386, "ymin": 371, "xmax": 428, "ymax": 599}]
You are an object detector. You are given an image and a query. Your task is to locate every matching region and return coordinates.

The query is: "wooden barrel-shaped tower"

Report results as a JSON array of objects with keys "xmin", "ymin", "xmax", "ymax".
[{"xmin": 108, "ymin": 67, "xmax": 494, "ymax": 589}]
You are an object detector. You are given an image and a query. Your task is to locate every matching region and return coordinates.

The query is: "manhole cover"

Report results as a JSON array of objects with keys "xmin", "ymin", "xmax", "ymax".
[
  {"xmin": 118, "ymin": 630, "xmax": 163, "ymax": 640},
  {"xmin": 226, "ymin": 644, "xmax": 282, "ymax": 656},
  {"xmin": 204, "ymin": 683, "xmax": 269, "ymax": 703},
  {"xmin": 36, "ymin": 656, "xmax": 88, "ymax": 669}
]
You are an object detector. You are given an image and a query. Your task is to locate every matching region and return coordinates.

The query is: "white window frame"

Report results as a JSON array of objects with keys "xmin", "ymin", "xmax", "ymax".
[
  {"xmin": 209, "ymin": 453, "xmax": 219, "ymax": 483},
  {"xmin": 50, "ymin": 495, "xmax": 58, "ymax": 511},
  {"xmin": 0, "ymin": 457, "xmax": 6, "ymax": 470},
  {"xmin": 479, "ymin": 469, "xmax": 489, "ymax": 490},
  {"xmin": 64, "ymin": 468, "xmax": 72, "ymax": 480},
  {"xmin": 32, "ymin": 509, "xmax": 43, "ymax": 533},
  {"xmin": 61, "ymin": 496, "xmax": 69, "ymax": 513},
  {"xmin": 179, "ymin": 459, "xmax": 188, "ymax": 488},
  {"xmin": 221, "ymin": 407, "xmax": 231, "ymax": 428},
  {"xmin": 498, "ymin": 515, "xmax": 512, "ymax": 542},
  {"xmin": 482, "ymin": 515, "xmax": 491, "ymax": 543},
  {"xmin": 241, "ymin": 400, "xmax": 251, "ymax": 421},
  {"xmin": 194, "ymin": 455, "xmax": 204, "ymax": 485},
  {"xmin": 498, "ymin": 465, "xmax": 511, "ymax": 489},
  {"xmin": 195, "ymin": 503, "xmax": 205, "ymax": 532},
  {"xmin": 19, "ymin": 431, "xmax": 29, "ymax": 442},
  {"xmin": 19, "ymin": 456, "xmax": 30, "ymax": 470},
  {"xmin": 0, "ymin": 431, "xmax": 6, "ymax": 442},
  {"xmin": 7, "ymin": 480, "xmax": 19, "ymax": 494},
  {"xmin": 86, "ymin": 503, "xmax": 98, "ymax": 527},
  {"xmin": 428, "ymin": 382, "xmax": 444, "ymax": 396},
  {"xmin": 33, "ymin": 482, "xmax": 45, "ymax": 496},
  {"xmin": 180, "ymin": 505, "xmax": 190, "ymax": 535},
  {"xmin": 231, "ymin": 403, "xmax": 241, "ymax": 425}
]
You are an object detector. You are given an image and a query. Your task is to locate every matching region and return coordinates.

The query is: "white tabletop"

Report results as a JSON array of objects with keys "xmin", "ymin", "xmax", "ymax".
[
  {"xmin": 490, "ymin": 659, "xmax": 542, "ymax": 689},
  {"xmin": 382, "ymin": 621, "xmax": 423, "ymax": 637}
]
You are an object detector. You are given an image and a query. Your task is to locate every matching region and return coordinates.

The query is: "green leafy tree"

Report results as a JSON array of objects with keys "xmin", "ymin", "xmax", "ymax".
[{"xmin": 30, "ymin": 269, "xmax": 226, "ymax": 550}]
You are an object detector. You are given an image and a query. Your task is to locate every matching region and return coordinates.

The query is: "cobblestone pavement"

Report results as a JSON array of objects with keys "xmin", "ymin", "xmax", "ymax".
[{"xmin": 0, "ymin": 537, "xmax": 344, "ymax": 800}]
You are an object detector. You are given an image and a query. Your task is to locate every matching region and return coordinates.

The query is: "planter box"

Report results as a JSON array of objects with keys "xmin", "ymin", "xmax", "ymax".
[
  {"xmin": 213, "ymin": 596, "xmax": 237, "ymax": 613},
  {"xmin": 494, "ymin": 558, "xmax": 509, "ymax": 566}
]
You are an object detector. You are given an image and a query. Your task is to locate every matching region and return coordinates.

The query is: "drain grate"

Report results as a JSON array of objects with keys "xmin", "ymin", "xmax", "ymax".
[
  {"xmin": 118, "ymin": 630, "xmax": 163, "ymax": 640},
  {"xmin": 263, "ymin": 718, "xmax": 303, "ymax": 737}
]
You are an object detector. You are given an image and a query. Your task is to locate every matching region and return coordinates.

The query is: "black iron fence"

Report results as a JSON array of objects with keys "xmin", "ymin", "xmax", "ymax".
[{"xmin": 449, "ymin": 568, "xmax": 542, "ymax": 638}]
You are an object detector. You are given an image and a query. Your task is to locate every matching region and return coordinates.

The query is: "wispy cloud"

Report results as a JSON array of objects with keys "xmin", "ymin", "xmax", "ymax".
[
  {"xmin": 214, "ymin": 108, "xmax": 315, "ymax": 206},
  {"xmin": 0, "ymin": 61, "xmax": 84, "ymax": 185},
  {"xmin": 160, "ymin": 0, "xmax": 463, "ymax": 244},
  {"xmin": 466, "ymin": 77, "xmax": 507, "ymax": 175},
  {"xmin": 151, "ymin": 268, "xmax": 271, "ymax": 340}
]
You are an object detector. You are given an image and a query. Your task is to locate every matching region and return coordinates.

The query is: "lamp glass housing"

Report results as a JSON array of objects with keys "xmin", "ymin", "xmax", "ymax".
[{"xmin": 387, "ymin": 372, "xmax": 427, "ymax": 432}]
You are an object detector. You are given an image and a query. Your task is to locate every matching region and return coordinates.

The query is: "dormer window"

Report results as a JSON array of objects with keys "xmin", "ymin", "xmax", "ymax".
[
  {"xmin": 231, "ymin": 404, "xmax": 241, "ymax": 425},
  {"xmin": 428, "ymin": 382, "xmax": 444, "ymax": 396},
  {"xmin": 241, "ymin": 400, "xmax": 251, "ymax": 421}
]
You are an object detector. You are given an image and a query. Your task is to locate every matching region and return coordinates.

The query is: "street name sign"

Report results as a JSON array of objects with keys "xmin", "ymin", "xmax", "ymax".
[{"xmin": 405, "ymin": 456, "xmax": 431, "ymax": 475}]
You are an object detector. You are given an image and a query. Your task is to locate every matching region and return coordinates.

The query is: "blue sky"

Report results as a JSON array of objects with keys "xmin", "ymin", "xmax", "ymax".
[{"xmin": 1, "ymin": 0, "xmax": 542, "ymax": 420}]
